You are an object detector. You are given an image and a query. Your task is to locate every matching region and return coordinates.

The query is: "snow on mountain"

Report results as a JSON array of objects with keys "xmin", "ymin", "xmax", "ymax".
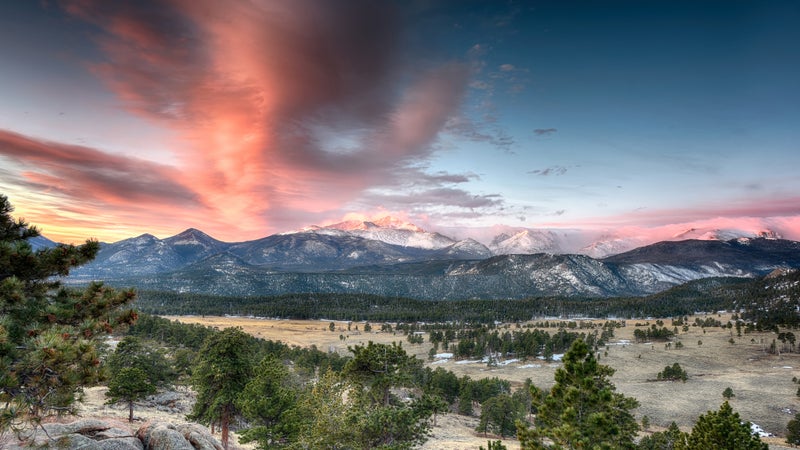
[
  {"xmin": 579, "ymin": 236, "xmax": 648, "ymax": 259},
  {"xmin": 437, "ymin": 238, "xmax": 492, "ymax": 259},
  {"xmin": 299, "ymin": 217, "xmax": 456, "ymax": 250},
  {"xmin": 163, "ymin": 228, "xmax": 224, "ymax": 248},
  {"xmin": 489, "ymin": 229, "xmax": 564, "ymax": 255},
  {"xmin": 671, "ymin": 227, "xmax": 781, "ymax": 241}
]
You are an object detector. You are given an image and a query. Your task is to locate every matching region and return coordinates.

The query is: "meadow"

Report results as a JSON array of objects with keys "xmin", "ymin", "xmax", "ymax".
[{"xmin": 159, "ymin": 314, "xmax": 799, "ymax": 449}]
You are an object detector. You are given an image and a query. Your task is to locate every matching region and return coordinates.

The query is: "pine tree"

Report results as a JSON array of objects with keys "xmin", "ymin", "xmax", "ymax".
[
  {"xmin": 677, "ymin": 401, "xmax": 767, "ymax": 450},
  {"xmin": 722, "ymin": 387, "xmax": 735, "ymax": 400},
  {"xmin": 0, "ymin": 194, "xmax": 136, "ymax": 431},
  {"xmin": 517, "ymin": 339, "xmax": 640, "ymax": 449},
  {"xmin": 340, "ymin": 341, "xmax": 432, "ymax": 449},
  {"xmin": 188, "ymin": 327, "xmax": 255, "ymax": 449},
  {"xmin": 105, "ymin": 367, "xmax": 156, "ymax": 422},
  {"xmin": 106, "ymin": 336, "xmax": 174, "ymax": 388},
  {"xmin": 294, "ymin": 370, "xmax": 355, "ymax": 449},
  {"xmin": 477, "ymin": 393, "xmax": 525, "ymax": 437},
  {"xmin": 343, "ymin": 341, "xmax": 419, "ymax": 406},
  {"xmin": 237, "ymin": 355, "xmax": 302, "ymax": 448},
  {"xmin": 638, "ymin": 422, "xmax": 687, "ymax": 449},
  {"xmin": 787, "ymin": 412, "xmax": 800, "ymax": 446}
]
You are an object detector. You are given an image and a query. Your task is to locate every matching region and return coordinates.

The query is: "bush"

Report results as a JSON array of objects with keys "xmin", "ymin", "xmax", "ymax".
[{"xmin": 657, "ymin": 363, "xmax": 688, "ymax": 382}]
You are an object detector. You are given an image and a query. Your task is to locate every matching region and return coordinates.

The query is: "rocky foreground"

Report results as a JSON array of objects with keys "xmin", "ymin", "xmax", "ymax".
[{"xmin": 2, "ymin": 418, "xmax": 222, "ymax": 450}]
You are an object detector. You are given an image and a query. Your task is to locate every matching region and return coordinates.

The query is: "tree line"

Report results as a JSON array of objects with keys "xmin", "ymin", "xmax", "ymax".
[{"xmin": 132, "ymin": 282, "xmax": 743, "ymax": 323}]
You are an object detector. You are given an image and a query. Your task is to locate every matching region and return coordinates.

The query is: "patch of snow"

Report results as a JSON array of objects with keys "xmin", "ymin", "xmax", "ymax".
[
  {"xmin": 434, "ymin": 353, "xmax": 453, "ymax": 359},
  {"xmin": 496, "ymin": 358, "xmax": 519, "ymax": 366},
  {"xmin": 518, "ymin": 364, "xmax": 542, "ymax": 369},
  {"xmin": 750, "ymin": 423, "xmax": 773, "ymax": 437}
]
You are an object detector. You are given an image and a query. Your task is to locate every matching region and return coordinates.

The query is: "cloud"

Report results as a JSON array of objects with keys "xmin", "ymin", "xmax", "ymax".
[
  {"xmin": 445, "ymin": 115, "xmax": 515, "ymax": 153},
  {"xmin": 529, "ymin": 166, "xmax": 569, "ymax": 176},
  {"xmin": 56, "ymin": 0, "xmax": 478, "ymax": 237},
  {"xmin": 499, "ymin": 63, "xmax": 515, "ymax": 71},
  {"xmin": 374, "ymin": 188, "xmax": 502, "ymax": 209},
  {"xmin": 0, "ymin": 129, "xmax": 199, "ymax": 205},
  {"xmin": 534, "ymin": 128, "xmax": 558, "ymax": 136}
]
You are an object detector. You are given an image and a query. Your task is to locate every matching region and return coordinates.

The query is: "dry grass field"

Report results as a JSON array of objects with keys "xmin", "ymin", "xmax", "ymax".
[{"xmin": 164, "ymin": 314, "xmax": 800, "ymax": 449}]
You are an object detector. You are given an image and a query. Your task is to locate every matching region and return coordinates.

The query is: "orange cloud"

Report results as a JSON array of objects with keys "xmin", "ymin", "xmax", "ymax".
[{"xmin": 61, "ymin": 0, "xmax": 472, "ymax": 237}]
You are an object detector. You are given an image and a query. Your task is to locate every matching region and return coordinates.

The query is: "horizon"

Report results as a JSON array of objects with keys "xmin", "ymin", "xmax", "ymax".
[
  {"xmin": 26, "ymin": 212, "xmax": 800, "ymax": 252},
  {"xmin": 1, "ymin": 1, "xmax": 798, "ymax": 244}
]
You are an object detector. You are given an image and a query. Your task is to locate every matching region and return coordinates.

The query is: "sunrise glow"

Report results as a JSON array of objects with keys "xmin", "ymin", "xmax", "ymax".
[{"xmin": 1, "ymin": 1, "xmax": 798, "ymax": 244}]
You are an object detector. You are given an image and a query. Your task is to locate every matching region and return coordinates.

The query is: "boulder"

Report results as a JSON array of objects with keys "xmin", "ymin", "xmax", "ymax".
[
  {"xmin": 7, "ymin": 418, "xmax": 220, "ymax": 450},
  {"xmin": 136, "ymin": 421, "xmax": 222, "ymax": 450},
  {"xmin": 11, "ymin": 418, "xmax": 141, "ymax": 450}
]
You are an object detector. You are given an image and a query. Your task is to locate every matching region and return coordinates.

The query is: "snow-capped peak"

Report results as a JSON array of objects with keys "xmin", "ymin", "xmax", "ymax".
[
  {"xmin": 672, "ymin": 227, "xmax": 782, "ymax": 242},
  {"xmin": 286, "ymin": 216, "xmax": 453, "ymax": 249},
  {"xmin": 322, "ymin": 216, "xmax": 425, "ymax": 233},
  {"xmin": 489, "ymin": 229, "xmax": 562, "ymax": 255}
]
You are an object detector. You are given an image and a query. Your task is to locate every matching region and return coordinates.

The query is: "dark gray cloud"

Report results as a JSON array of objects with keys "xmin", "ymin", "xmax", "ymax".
[
  {"xmin": 528, "ymin": 166, "xmax": 568, "ymax": 176},
  {"xmin": 534, "ymin": 128, "xmax": 558, "ymax": 136}
]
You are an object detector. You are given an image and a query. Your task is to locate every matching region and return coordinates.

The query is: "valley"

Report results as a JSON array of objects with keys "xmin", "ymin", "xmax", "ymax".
[{"xmin": 164, "ymin": 314, "xmax": 800, "ymax": 449}]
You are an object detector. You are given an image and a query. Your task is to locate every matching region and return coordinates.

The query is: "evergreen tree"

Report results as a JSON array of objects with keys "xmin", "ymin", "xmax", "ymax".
[
  {"xmin": 0, "ymin": 195, "xmax": 136, "ymax": 431},
  {"xmin": 787, "ymin": 412, "xmax": 800, "ymax": 446},
  {"xmin": 677, "ymin": 401, "xmax": 767, "ymax": 450},
  {"xmin": 294, "ymin": 370, "xmax": 355, "ymax": 449},
  {"xmin": 188, "ymin": 327, "xmax": 255, "ymax": 449},
  {"xmin": 480, "ymin": 440, "xmax": 508, "ymax": 450},
  {"xmin": 106, "ymin": 336, "xmax": 174, "ymax": 388},
  {"xmin": 722, "ymin": 387, "xmax": 735, "ymax": 400},
  {"xmin": 105, "ymin": 367, "xmax": 156, "ymax": 422},
  {"xmin": 237, "ymin": 355, "xmax": 302, "ymax": 448},
  {"xmin": 637, "ymin": 422, "xmax": 687, "ymax": 450},
  {"xmin": 343, "ymin": 341, "xmax": 419, "ymax": 406},
  {"xmin": 477, "ymin": 393, "xmax": 526, "ymax": 437},
  {"xmin": 517, "ymin": 339, "xmax": 640, "ymax": 449},
  {"xmin": 326, "ymin": 342, "xmax": 434, "ymax": 449}
]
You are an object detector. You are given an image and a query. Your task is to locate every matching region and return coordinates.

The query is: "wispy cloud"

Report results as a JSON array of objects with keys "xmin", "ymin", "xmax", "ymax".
[
  {"xmin": 534, "ymin": 128, "xmax": 558, "ymax": 136},
  {"xmin": 0, "ymin": 129, "xmax": 198, "ymax": 205},
  {"xmin": 528, "ymin": 165, "xmax": 569, "ymax": 176}
]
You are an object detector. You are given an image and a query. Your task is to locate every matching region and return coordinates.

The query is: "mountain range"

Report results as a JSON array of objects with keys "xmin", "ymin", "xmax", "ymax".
[{"xmin": 59, "ymin": 218, "xmax": 800, "ymax": 300}]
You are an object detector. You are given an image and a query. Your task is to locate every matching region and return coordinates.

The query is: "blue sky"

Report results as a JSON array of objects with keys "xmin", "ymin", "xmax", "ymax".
[{"xmin": 1, "ymin": 0, "xmax": 798, "ymax": 243}]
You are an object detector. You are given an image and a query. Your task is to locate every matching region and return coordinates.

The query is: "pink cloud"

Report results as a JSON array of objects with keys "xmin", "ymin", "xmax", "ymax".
[
  {"xmin": 0, "ymin": 130, "xmax": 198, "ymax": 205},
  {"xmin": 59, "ymin": 0, "xmax": 474, "ymax": 237}
]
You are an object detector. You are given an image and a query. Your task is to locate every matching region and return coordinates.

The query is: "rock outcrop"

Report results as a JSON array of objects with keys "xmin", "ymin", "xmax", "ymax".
[
  {"xmin": 6, "ymin": 418, "xmax": 221, "ymax": 450},
  {"xmin": 136, "ymin": 421, "xmax": 223, "ymax": 450}
]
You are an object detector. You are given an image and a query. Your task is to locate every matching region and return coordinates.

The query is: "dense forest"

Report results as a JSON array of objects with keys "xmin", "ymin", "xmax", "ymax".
[{"xmin": 132, "ymin": 271, "xmax": 798, "ymax": 326}]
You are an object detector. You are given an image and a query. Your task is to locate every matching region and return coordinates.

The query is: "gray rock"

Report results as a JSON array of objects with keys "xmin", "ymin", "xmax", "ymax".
[
  {"xmin": 22, "ymin": 419, "xmax": 132, "ymax": 449},
  {"xmin": 99, "ymin": 437, "xmax": 145, "ymax": 450},
  {"xmin": 136, "ymin": 421, "xmax": 222, "ymax": 450},
  {"xmin": 173, "ymin": 423, "xmax": 222, "ymax": 450},
  {"xmin": 49, "ymin": 433, "xmax": 104, "ymax": 449},
  {"xmin": 7, "ymin": 418, "xmax": 221, "ymax": 450}
]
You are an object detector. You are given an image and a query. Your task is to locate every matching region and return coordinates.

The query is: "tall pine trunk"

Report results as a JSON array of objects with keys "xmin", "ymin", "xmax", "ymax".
[
  {"xmin": 128, "ymin": 400, "xmax": 134, "ymax": 422},
  {"xmin": 221, "ymin": 406, "xmax": 230, "ymax": 450}
]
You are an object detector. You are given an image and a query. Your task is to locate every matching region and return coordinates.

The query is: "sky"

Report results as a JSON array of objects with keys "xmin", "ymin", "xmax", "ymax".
[{"xmin": 1, "ymin": 0, "xmax": 799, "ymax": 244}]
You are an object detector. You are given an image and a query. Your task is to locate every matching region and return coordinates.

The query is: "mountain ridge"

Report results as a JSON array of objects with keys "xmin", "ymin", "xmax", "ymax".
[{"xmin": 61, "ymin": 218, "xmax": 800, "ymax": 300}]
